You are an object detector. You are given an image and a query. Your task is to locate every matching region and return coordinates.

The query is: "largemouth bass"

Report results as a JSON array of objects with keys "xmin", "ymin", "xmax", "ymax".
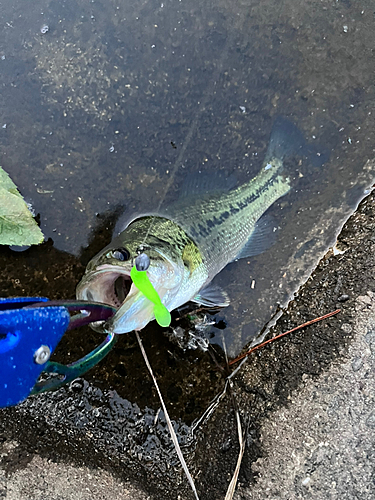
[{"xmin": 77, "ymin": 118, "xmax": 323, "ymax": 334}]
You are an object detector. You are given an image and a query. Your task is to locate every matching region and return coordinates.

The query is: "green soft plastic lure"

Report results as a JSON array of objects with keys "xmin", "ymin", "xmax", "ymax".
[{"xmin": 130, "ymin": 265, "xmax": 171, "ymax": 327}]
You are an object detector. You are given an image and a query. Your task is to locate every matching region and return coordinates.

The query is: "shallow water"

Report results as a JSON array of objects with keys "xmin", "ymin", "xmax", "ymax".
[{"xmin": 0, "ymin": 0, "xmax": 375, "ymax": 477}]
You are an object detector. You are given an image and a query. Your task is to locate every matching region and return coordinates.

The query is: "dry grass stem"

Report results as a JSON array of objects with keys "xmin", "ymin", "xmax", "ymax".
[{"xmin": 135, "ymin": 331, "xmax": 200, "ymax": 500}]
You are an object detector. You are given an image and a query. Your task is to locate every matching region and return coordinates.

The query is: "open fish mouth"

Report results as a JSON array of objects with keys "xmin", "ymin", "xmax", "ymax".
[{"xmin": 77, "ymin": 265, "xmax": 133, "ymax": 309}]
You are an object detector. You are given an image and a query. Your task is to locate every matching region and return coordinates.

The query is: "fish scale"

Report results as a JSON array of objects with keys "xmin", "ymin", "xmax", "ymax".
[
  {"xmin": 164, "ymin": 158, "xmax": 290, "ymax": 284},
  {"xmin": 76, "ymin": 159, "xmax": 290, "ymax": 333},
  {"xmin": 76, "ymin": 118, "xmax": 316, "ymax": 334}
]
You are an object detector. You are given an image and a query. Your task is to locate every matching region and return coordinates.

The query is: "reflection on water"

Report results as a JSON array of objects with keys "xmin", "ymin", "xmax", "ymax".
[{"xmin": 0, "ymin": 0, "xmax": 374, "ymax": 484}]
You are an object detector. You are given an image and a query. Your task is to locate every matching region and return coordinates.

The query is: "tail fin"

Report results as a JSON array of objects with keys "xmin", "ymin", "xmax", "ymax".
[{"xmin": 264, "ymin": 116, "xmax": 329, "ymax": 168}]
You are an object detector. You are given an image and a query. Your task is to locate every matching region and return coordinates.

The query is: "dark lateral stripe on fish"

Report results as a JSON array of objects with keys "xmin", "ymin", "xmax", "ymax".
[
  {"xmin": 230, "ymin": 169, "xmax": 282, "ymax": 211},
  {"xmin": 190, "ymin": 169, "xmax": 284, "ymax": 235}
]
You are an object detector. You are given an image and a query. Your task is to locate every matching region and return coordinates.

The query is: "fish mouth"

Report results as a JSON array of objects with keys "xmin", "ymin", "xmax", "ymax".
[{"xmin": 77, "ymin": 265, "xmax": 133, "ymax": 309}]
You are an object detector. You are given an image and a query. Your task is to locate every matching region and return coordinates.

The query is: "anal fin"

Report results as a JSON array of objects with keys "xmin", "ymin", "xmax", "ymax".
[{"xmin": 235, "ymin": 214, "xmax": 278, "ymax": 261}]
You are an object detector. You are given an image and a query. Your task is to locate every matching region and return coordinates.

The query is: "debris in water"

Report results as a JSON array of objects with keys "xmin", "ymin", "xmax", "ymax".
[{"xmin": 40, "ymin": 24, "xmax": 49, "ymax": 34}]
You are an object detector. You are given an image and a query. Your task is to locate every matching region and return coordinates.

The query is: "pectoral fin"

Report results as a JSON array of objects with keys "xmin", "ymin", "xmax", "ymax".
[{"xmin": 192, "ymin": 284, "xmax": 230, "ymax": 308}]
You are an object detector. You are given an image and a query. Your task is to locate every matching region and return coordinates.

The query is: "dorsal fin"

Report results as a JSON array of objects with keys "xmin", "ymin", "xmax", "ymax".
[
  {"xmin": 113, "ymin": 209, "xmax": 155, "ymax": 236},
  {"xmin": 179, "ymin": 171, "xmax": 237, "ymax": 199}
]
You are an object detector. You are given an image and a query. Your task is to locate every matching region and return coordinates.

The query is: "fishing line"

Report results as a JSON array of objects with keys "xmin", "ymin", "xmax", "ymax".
[
  {"xmin": 139, "ymin": 13, "xmax": 237, "ymax": 248},
  {"xmin": 132, "ymin": 8, "xmax": 243, "ymax": 322},
  {"xmin": 133, "ymin": 52, "xmax": 228, "ymax": 318},
  {"xmin": 139, "ymin": 85, "xmax": 213, "ymax": 246}
]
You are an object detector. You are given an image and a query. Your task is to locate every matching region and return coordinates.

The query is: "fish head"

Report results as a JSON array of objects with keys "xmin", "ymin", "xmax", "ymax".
[{"xmin": 76, "ymin": 232, "xmax": 186, "ymax": 333}]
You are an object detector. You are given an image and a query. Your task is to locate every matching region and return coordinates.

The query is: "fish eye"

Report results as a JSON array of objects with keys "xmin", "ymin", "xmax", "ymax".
[{"xmin": 107, "ymin": 248, "xmax": 130, "ymax": 261}]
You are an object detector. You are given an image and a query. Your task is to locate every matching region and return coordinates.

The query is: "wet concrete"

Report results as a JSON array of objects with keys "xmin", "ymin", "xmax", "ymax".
[
  {"xmin": 241, "ymin": 292, "xmax": 375, "ymax": 500},
  {"xmin": 177, "ymin": 188, "xmax": 375, "ymax": 499},
  {"xmin": 1, "ymin": 457, "xmax": 149, "ymax": 500},
  {"xmin": 1, "ymin": 185, "xmax": 374, "ymax": 499}
]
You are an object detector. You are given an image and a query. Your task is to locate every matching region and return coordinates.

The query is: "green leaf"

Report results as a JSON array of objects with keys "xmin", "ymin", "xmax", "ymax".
[{"xmin": 0, "ymin": 166, "xmax": 44, "ymax": 246}]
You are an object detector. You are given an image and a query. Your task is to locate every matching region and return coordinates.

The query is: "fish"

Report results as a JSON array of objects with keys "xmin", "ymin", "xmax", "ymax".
[{"xmin": 76, "ymin": 117, "xmax": 325, "ymax": 334}]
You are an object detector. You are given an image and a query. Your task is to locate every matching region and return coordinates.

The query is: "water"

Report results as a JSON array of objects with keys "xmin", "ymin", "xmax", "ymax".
[{"xmin": 0, "ymin": 0, "xmax": 374, "ymax": 484}]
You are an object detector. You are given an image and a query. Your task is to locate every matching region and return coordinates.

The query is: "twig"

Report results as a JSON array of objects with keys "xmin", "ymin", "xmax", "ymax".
[
  {"xmin": 135, "ymin": 331, "xmax": 200, "ymax": 500},
  {"xmin": 228, "ymin": 309, "xmax": 341, "ymax": 366},
  {"xmin": 223, "ymin": 309, "xmax": 341, "ymax": 496}
]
